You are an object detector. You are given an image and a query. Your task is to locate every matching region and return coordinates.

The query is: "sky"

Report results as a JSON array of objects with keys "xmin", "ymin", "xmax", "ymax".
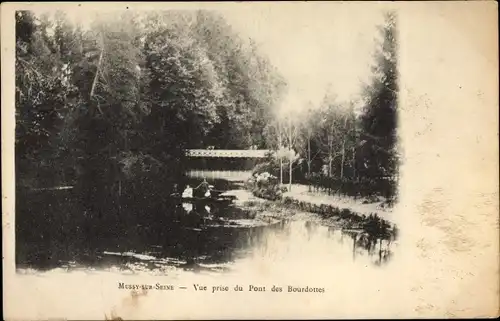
[
  {"xmin": 29, "ymin": 3, "xmax": 386, "ymax": 118},
  {"xmin": 220, "ymin": 3, "xmax": 386, "ymax": 116}
]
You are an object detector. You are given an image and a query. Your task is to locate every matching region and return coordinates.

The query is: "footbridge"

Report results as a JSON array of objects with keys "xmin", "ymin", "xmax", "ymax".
[
  {"xmin": 185, "ymin": 149, "xmax": 271, "ymax": 181},
  {"xmin": 185, "ymin": 149, "xmax": 270, "ymax": 158}
]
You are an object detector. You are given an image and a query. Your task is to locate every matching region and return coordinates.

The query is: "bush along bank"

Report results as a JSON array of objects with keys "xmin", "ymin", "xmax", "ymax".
[{"xmin": 245, "ymin": 172, "xmax": 287, "ymax": 201}]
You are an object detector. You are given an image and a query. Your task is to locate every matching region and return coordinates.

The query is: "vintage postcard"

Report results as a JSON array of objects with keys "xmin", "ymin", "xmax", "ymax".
[{"xmin": 2, "ymin": 1, "xmax": 498, "ymax": 319}]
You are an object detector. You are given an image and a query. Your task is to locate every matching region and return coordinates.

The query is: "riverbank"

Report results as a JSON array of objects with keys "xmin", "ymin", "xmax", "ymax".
[
  {"xmin": 283, "ymin": 183, "xmax": 394, "ymax": 223},
  {"xmin": 222, "ymin": 183, "xmax": 394, "ymax": 223},
  {"xmin": 221, "ymin": 185, "xmax": 397, "ymax": 241}
]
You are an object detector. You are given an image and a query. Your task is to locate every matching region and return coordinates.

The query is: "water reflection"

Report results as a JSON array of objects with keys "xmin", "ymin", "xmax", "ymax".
[
  {"xmin": 16, "ymin": 179, "xmax": 396, "ymax": 274},
  {"xmin": 343, "ymin": 231, "xmax": 394, "ymax": 265}
]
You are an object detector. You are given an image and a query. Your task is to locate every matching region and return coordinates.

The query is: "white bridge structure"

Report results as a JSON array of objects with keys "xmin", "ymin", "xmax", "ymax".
[
  {"xmin": 185, "ymin": 149, "xmax": 270, "ymax": 158},
  {"xmin": 185, "ymin": 149, "xmax": 271, "ymax": 181}
]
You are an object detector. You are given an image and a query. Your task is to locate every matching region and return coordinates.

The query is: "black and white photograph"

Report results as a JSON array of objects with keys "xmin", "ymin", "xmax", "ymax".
[
  {"xmin": 14, "ymin": 5, "xmax": 399, "ymax": 272},
  {"xmin": 3, "ymin": 2, "xmax": 498, "ymax": 320}
]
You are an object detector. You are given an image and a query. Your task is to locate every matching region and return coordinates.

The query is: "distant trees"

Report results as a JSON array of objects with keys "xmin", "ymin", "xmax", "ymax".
[
  {"xmin": 313, "ymin": 95, "xmax": 356, "ymax": 179},
  {"xmin": 262, "ymin": 12, "xmax": 399, "ymax": 201},
  {"xmin": 262, "ymin": 112, "xmax": 301, "ymax": 191},
  {"xmin": 296, "ymin": 104, "xmax": 321, "ymax": 178}
]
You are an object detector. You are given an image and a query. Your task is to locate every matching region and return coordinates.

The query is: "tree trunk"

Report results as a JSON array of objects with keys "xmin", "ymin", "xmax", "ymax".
[
  {"xmin": 90, "ymin": 44, "xmax": 104, "ymax": 115},
  {"xmin": 278, "ymin": 132, "xmax": 283, "ymax": 185},
  {"xmin": 288, "ymin": 116, "xmax": 293, "ymax": 191},
  {"xmin": 328, "ymin": 133, "xmax": 333, "ymax": 177},
  {"xmin": 352, "ymin": 146, "xmax": 356, "ymax": 180},
  {"xmin": 90, "ymin": 48, "xmax": 104, "ymax": 99},
  {"xmin": 307, "ymin": 135, "xmax": 311, "ymax": 192},
  {"xmin": 340, "ymin": 139, "xmax": 346, "ymax": 179},
  {"xmin": 307, "ymin": 136, "xmax": 311, "ymax": 177},
  {"xmin": 328, "ymin": 156, "xmax": 333, "ymax": 178},
  {"xmin": 280, "ymin": 158, "xmax": 283, "ymax": 185}
]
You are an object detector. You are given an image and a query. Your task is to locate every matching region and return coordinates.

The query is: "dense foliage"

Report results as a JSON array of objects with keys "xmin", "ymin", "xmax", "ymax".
[{"xmin": 15, "ymin": 10, "xmax": 286, "ymax": 216}]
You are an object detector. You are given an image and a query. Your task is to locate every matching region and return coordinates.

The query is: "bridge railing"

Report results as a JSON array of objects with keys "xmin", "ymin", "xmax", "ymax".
[
  {"xmin": 186, "ymin": 170, "xmax": 252, "ymax": 181},
  {"xmin": 185, "ymin": 149, "xmax": 270, "ymax": 158}
]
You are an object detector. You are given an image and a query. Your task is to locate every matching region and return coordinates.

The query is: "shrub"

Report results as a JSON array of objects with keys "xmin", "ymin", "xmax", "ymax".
[{"xmin": 246, "ymin": 171, "xmax": 283, "ymax": 201}]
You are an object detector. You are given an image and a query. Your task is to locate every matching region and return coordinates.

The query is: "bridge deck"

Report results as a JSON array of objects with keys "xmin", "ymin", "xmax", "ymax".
[{"xmin": 186, "ymin": 149, "xmax": 270, "ymax": 158}]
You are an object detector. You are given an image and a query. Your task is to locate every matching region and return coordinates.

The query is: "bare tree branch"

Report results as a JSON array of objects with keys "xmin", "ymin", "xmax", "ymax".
[{"xmin": 89, "ymin": 47, "xmax": 104, "ymax": 99}]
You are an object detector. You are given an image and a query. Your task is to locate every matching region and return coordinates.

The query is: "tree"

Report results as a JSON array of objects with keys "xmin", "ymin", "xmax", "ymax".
[
  {"xmin": 312, "ymin": 94, "xmax": 358, "ymax": 180},
  {"xmin": 281, "ymin": 112, "xmax": 301, "ymax": 191},
  {"xmin": 263, "ymin": 118, "xmax": 285, "ymax": 185},
  {"xmin": 15, "ymin": 11, "xmax": 83, "ymax": 187},
  {"xmin": 358, "ymin": 11, "xmax": 398, "ymax": 198},
  {"xmin": 263, "ymin": 112, "xmax": 302, "ymax": 191},
  {"xmin": 338, "ymin": 102, "xmax": 357, "ymax": 179},
  {"xmin": 295, "ymin": 103, "xmax": 322, "ymax": 178}
]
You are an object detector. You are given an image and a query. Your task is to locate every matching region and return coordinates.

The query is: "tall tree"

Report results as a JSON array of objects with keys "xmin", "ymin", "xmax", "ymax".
[
  {"xmin": 295, "ymin": 103, "xmax": 322, "ymax": 179},
  {"xmin": 358, "ymin": 11, "xmax": 398, "ymax": 198},
  {"xmin": 263, "ymin": 118, "xmax": 285, "ymax": 184},
  {"xmin": 284, "ymin": 114, "xmax": 300, "ymax": 191},
  {"xmin": 15, "ymin": 11, "xmax": 82, "ymax": 187}
]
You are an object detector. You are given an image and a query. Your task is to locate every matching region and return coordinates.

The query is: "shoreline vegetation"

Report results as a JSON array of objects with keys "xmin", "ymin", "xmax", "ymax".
[
  {"xmin": 260, "ymin": 198, "xmax": 396, "ymax": 240},
  {"xmin": 243, "ymin": 197, "xmax": 397, "ymax": 242},
  {"xmin": 224, "ymin": 174, "xmax": 397, "ymax": 242}
]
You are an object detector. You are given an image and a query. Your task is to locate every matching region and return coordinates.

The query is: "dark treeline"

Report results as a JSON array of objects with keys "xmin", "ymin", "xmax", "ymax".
[
  {"xmin": 15, "ymin": 10, "xmax": 286, "ymax": 259},
  {"xmin": 15, "ymin": 10, "xmax": 286, "ymax": 214},
  {"xmin": 260, "ymin": 12, "xmax": 399, "ymax": 202}
]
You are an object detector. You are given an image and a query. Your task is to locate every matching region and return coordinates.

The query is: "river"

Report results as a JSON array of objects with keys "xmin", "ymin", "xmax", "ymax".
[
  {"xmin": 16, "ymin": 178, "xmax": 396, "ymax": 273},
  {"xmin": 11, "ymin": 178, "xmax": 403, "ymax": 319}
]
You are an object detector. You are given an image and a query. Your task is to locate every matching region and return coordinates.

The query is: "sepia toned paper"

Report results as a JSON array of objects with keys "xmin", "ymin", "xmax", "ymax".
[{"xmin": 2, "ymin": 1, "xmax": 499, "ymax": 319}]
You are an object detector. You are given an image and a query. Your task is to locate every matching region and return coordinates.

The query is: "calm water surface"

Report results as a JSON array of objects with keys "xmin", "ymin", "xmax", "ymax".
[{"xmin": 16, "ymin": 179, "xmax": 396, "ymax": 274}]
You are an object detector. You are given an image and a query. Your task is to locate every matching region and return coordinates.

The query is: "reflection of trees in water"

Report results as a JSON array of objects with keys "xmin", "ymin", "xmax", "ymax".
[
  {"xmin": 342, "ymin": 230, "xmax": 394, "ymax": 266},
  {"xmin": 17, "ymin": 187, "xmax": 396, "ymax": 272},
  {"xmin": 305, "ymin": 221, "xmax": 315, "ymax": 241},
  {"xmin": 237, "ymin": 220, "xmax": 289, "ymax": 254},
  {"xmin": 172, "ymin": 203, "xmax": 277, "ymax": 266},
  {"xmin": 294, "ymin": 219, "xmax": 394, "ymax": 267}
]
